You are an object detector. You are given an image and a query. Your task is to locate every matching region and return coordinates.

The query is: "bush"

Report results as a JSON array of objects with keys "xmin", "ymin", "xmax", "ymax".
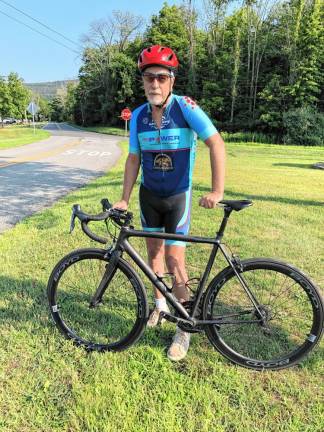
[
  {"xmin": 283, "ymin": 107, "xmax": 324, "ymax": 146},
  {"xmin": 221, "ymin": 131, "xmax": 277, "ymax": 144}
]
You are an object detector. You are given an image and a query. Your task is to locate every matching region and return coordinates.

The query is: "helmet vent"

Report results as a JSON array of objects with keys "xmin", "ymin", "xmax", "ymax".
[{"xmin": 147, "ymin": 47, "xmax": 151, "ymax": 52}]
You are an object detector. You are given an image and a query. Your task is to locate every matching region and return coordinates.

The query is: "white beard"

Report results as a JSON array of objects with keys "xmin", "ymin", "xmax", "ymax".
[{"xmin": 147, "ymin": 94, "xmax": 164, "ymax": 105}]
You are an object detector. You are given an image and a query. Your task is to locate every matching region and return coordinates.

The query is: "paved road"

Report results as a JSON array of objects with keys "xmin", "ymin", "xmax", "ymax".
[{"xmin": 0, "ymin": 123, "xmax": 122, "ymax": 233}]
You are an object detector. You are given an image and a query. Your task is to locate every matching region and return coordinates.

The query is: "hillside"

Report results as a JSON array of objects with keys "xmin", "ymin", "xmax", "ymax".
[{"xmin": 25, "ymin": 79, "xmax": 78, "ymax": 100}]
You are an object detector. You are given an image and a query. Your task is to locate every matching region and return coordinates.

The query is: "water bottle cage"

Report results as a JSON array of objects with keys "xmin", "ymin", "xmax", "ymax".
[{"xmin": 185, "ymin": 277, "xmax": 201, "ymax": 293}]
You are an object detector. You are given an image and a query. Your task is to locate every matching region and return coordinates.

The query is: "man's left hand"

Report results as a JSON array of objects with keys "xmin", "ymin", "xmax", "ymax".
[{"xmin": 199, "ymin": 192, "xmax": 223, "ymax": 209}]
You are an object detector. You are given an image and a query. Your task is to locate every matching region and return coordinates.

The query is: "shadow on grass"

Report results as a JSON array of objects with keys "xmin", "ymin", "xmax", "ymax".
[
  {"xmin": 0, "ymin": 275, "xmax": 48, "ymax": 328},
  {"xmin": 272, "ymin": 163, "xmax": 316, "ymax": 169},
  {"xmin": 195, "ymin": 186, "xmax": 324, "ymax": 207},
  {"xmin": 1, "ymin": 273, "xmax": 322, "ymax": 370}
]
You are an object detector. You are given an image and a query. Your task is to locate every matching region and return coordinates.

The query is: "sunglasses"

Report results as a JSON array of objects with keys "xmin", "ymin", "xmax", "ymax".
[{"xmin": 142, "ymin": 72, "xmax": 172, "ymax": 84}]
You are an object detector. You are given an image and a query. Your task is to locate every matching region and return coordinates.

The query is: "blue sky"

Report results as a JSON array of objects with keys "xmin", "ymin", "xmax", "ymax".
[{"xmin": 0, "ymin": 0, "xmax": 204, "ymax": 83}]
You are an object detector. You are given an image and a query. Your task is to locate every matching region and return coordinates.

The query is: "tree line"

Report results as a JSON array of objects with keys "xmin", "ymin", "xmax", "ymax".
[
  {"xmin": 0, "ymin": 72, "xmax": 51, "ymax": 126},
  {"xmin": 66, "ymin": 0, "xmax": 323, "ymax": 145},
  {"xmin": 1, "ymin": 1, "xmax": 323, "ymax": 145}
]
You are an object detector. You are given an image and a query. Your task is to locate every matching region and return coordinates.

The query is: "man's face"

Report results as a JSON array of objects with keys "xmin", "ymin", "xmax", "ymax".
[{"xmin": 142, "ymin": 66, "xmax": 175, "ymax": 106}]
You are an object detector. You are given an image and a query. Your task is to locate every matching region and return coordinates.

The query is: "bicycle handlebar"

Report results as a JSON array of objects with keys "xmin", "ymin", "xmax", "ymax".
[
  {"xmin": 70, "ymin": 198, "xmax": 252, "ymax": 244},
  {"xmin": 70, "ymin": 199, "xmax": 133, "ymax": 244}
]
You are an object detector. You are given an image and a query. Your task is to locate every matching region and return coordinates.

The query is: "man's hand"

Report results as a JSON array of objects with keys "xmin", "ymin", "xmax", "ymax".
[
  {"xmin": 112, "ymin": 199, "xmax": 128, "ymax": 210},
  {"xmin": 199, "ymin": 191, "xmax": 223, "ymax": 209}
]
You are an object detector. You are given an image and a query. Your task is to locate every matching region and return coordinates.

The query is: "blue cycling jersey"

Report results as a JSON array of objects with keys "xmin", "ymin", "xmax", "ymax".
[{"xmin": 129, "ymin": 93, "xmax": 218, "ymax": 197}]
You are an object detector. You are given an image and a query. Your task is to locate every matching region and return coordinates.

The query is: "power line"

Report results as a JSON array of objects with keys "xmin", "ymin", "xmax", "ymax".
[
  {"xmin": 0, "ymin": 8, "xmax": 80, "ymax": 55},
  {"xmin": 0, "ymin": 0, "xmax": 81, "ymax": 49}
]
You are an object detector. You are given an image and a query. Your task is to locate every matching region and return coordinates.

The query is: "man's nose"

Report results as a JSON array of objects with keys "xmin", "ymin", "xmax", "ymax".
[{"xmin": 150, "ymin": 78, "xmax": 160, "ymax": 88}]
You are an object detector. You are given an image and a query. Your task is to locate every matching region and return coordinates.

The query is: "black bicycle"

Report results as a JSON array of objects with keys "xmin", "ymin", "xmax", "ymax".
[{"xmin": 47, "ymin": 199, "xmax": 323, "ymax": 370}]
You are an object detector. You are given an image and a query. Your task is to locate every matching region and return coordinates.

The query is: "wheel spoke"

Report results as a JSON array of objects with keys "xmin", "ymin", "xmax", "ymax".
[
  {"xmin": 204, "ymin": 260, "xmax": 322, "ymax": 369},
  {"xmin": 48, "ymin": 251, "xmax": 146, "ymax": 351}
]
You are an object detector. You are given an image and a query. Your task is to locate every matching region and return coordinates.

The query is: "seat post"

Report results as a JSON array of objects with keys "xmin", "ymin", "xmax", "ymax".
[{"xmin": 217, "ymin": 207, "xmax": 232, "ymax": 239}]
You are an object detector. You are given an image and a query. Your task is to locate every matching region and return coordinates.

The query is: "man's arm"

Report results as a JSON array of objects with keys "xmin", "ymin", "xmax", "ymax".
[
  {"xmin": 113, "ymin": 153, "xmax": 140, "ymax": 210},
  {"xmin": 199, "ymin": 132, "xmax": 225, "ymax": 209}
]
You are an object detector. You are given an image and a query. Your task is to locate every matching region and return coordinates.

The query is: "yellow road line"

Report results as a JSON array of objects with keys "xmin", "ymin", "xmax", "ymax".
[{"xmin": 0, "ymin": 139, "xmax": 81, "ymax": 169}]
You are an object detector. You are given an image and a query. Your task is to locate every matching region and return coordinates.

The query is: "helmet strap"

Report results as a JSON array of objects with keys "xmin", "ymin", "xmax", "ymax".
[{"xmin": 153, "ymin": 91, "xmax": 171, "ymax": 109}]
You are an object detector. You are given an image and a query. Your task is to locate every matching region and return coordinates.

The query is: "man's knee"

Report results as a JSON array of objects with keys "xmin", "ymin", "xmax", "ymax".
[{"xmin": 146, "ymin": 240, "xmax": 164, "ymax": 261}]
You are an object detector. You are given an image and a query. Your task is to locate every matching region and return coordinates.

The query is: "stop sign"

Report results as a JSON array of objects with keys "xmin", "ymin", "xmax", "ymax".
[{"xmin": 121, "ymin": 108, "xmax": 132, "ymax": 121}]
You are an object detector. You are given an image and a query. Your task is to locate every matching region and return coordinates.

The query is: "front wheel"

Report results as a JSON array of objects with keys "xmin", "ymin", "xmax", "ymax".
[
  {"xmin": 203, "ymin": 258, "xmax": 323, "ymax": 370},
  {"xmin": 47, "ymin": 248, "xmax": 149, "ymax": 351}
]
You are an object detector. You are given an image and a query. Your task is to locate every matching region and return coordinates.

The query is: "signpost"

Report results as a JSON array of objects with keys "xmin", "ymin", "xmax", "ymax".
[
  {"xmin": 120, "ymin": 108, "xmax": 132, "ymax": 137},
  {"xmin": 27, "ymin": 102, "xmax": 39, "ymax": 134}
]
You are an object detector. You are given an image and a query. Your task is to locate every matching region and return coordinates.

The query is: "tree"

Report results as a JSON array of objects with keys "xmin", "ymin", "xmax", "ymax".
[
  {"xmin": 7, "ymin": 72, "xmax": 31, "ymax": 121},
  {"xmin": 72, "ymin": 10, "xmax": 143, "ymax": 125},
  {"xmin": 64, "ymin": 83, "xmax": 78, "ymax": 122},
  {"xmin": 288, "ymin": 0, "xmax": 323, "ymax": 107},
  {"xmin": 0, "ymin": 77, "xmax": 14, "ymax": 126},
  {"xmin": 49, "ymin": 96, "xmax": 65, "ymax": 122},
  {"xmin": 145, "ymin": 3, "xmax": 191, "ymax": 94},
  {"xmin": 81, "ymin": 10, "xmax": 144, "ymax": 51}
]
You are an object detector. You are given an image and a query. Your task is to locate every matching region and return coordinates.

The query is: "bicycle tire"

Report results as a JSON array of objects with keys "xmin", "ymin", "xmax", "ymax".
[
  {"xmin": 202, "ymin": 258, "xmax": 323, "ymax": 370},
  {"xmin": 47, "ymin": 248, "xmax": 149, "ymax": 352}
]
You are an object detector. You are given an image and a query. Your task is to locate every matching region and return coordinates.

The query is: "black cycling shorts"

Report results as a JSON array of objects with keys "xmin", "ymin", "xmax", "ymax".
[{"xmin": 139, "ymin": 184, "xmax": 191, "ymax": 247}]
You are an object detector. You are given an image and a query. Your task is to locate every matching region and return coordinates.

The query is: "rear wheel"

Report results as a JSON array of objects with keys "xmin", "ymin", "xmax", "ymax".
[
  {"xmin": 203, "ymin": 259, "xmax": 323, "ymax": 370},
  {"xmin": 47, "ymin": 248, "xmax": 149, "ymax": 351}
]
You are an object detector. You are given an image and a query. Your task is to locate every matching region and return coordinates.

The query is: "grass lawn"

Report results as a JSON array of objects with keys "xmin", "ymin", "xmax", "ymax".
[
  {"xmin": 0, "ymin": 140, "xmax": 323, "ymax": 431},
  {"xmin": 0, "ymin": 124, "xmax": 50, "ymax": 150}
]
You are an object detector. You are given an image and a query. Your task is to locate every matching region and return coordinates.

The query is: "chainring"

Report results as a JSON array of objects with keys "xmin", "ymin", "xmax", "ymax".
[{"xmin": 176, "ymin": 300, "xmax": 204, "ymax": 333}]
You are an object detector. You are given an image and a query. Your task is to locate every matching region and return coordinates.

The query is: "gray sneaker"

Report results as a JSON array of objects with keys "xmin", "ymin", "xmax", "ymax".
[
  {"xmin": 167, "ymin": 327, "xmax": 191, "ymax": 361},
  {"xmin": 147, "ymin": 305, "xmax": 170, "ymax": 327}
]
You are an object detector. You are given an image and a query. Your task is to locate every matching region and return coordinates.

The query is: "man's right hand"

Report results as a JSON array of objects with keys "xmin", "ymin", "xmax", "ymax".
[{"xmin": 112, "ymin": 199, "xmax": 128, "ymax": 210}]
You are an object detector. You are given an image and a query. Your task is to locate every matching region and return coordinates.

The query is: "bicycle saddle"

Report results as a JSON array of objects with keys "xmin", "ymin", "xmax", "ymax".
[{"xmin": 218, "ymin": 200, "xmax": 253, "ymax": 211}]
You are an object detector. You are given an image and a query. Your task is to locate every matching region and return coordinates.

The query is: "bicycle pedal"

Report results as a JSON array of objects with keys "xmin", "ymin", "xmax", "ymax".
[{"xmin": 159, "ymin": 311, "xmax": 177, "ymax": 324}]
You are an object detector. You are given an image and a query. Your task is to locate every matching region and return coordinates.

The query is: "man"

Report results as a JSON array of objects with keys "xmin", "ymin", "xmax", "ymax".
[{"xmin": 113, "ymin": 45, "xmax": 225, "ymax": 361}]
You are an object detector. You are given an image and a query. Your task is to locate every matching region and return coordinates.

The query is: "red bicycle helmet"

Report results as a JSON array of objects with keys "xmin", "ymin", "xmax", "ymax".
[{"xmin": 138, "ymin": 45, "xmax": 179, "ymax": 72}]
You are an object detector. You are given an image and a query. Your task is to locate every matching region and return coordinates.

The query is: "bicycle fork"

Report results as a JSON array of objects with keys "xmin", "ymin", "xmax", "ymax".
[{"xmin": 89, "ymin": 247, "xmax": 121, "ymax": 308}]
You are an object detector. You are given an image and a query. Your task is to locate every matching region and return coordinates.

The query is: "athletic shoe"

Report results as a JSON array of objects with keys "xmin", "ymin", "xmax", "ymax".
[
  {"xmin": 167, "ymin": 327, "xmax": 191, "ymax": 361},
  {"xmin": 147, "ymin": 305, "xmax": 170, "ymax": 327}
]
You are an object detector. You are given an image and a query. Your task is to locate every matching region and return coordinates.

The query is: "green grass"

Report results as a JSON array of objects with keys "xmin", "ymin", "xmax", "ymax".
[
  {"xmin": 0, "ymin": 124, "xmax": 50, "ymax": 149},
  {"xmin": 0, "ymin": 141, "xmax": 323, "ymax": 431}
]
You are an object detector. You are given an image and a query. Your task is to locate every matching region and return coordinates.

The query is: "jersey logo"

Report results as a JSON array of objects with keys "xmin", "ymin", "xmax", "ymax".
[
  {"xmin": 182, "ymin": 96, "xmax": 197, "ymax": 110},
  {"xmin": 153, "ymin": 153, "xmax": 174, "ymax": 171}
]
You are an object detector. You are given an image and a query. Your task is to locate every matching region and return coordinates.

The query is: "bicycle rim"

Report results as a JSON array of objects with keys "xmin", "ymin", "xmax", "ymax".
[
  {"xmin": 47, "ymin": 248, "xmax": 148, "ymax": 351},
  {"xmin": 203, "ymin": 259, "xmax": 323, "ymax": 370}
]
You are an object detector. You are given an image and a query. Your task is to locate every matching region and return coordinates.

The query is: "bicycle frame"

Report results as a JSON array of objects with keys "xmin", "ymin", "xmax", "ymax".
[{"xmin": 91, "ymin": 207, "xmax": 265, "ymax": 327}]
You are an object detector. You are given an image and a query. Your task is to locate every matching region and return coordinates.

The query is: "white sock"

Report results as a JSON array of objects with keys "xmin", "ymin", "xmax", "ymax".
[{"xmin": 155, "ymin": 298, "xmax": 168, "ymax": 310}]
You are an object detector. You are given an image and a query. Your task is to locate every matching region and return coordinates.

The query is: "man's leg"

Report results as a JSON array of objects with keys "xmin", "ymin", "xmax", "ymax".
[
  {"xmin": 146, "ymin": 237, "xmax": 165, "ymax": 300},
  {"xmin": 165, "ymin": 244, "xmax": 189, "ymax": 302},
  {"xmin": 165, "ymin": 244, "xmax": 191, "ymax": 361},
  {"xmin": 146, "ymin": 237, "xmax": 170, "ymax": 326}
]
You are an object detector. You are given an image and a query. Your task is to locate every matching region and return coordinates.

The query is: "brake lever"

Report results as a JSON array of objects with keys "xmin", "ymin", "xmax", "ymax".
[
  {"xmin": 69, "ymin": 212, "xmax": 76, "ymax": 233},
  {"xmin": 69, "ymin": 204, "xmax": 80, "ymax": 233}
]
